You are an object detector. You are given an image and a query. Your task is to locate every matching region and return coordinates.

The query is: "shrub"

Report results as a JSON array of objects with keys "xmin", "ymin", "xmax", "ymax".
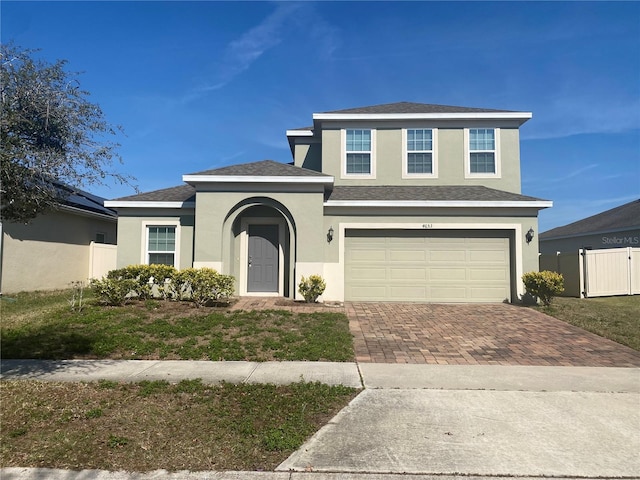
[
  {"xmin": 98, "ymin": 266, "xmax": 234, "ymax": 306},
  {"xmin": 91, "ymin": 277, "xmax": 137, "ymax": 306},
  {"xmin": 522, "ymin": 270, "xmax": 564, "ymax": 306},
  {"xmin": 298, "ymin": 275, "xmax": 326, "ymax": 303},
  {"xmin": 175, "ymin": 268, "xmax": 235, "ymax": 307},
  {"xmin": 107, "ymin": 264, "xmax": 178, "ymax": 300}
]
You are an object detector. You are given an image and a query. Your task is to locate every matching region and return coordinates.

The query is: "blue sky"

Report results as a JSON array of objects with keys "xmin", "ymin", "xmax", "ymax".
[{"xmin": 2, "ymin": 1, "xmax": 639, "ymax": 232}]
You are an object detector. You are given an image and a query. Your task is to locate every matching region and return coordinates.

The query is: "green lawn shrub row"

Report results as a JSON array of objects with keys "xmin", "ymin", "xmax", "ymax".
[{"xmin": 91, "ymin": 265, "xmax": 235, "ymax": 307}]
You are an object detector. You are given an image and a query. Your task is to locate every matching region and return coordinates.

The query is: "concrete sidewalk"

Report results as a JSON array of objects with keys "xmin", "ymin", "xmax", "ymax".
[
  {"xmin": 0, "ymin": 359, "xmax": 362, "ymax": 388},
  {"xmin": 2, "ymin": 360, "xmax": 639, "ymax": 479},
  {"xmin": 2, "ymin": 359, "xmax": 639, "ymax": 392}
]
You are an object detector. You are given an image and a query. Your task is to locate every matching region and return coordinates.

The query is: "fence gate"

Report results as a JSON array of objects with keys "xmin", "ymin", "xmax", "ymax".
[
  {"xmin": 89, "ymin": 242, "xmax": 117, "ymax": 280},
  {"xmin": 583, "ymin": 247, "xmax": 640, "ymax": 297}
]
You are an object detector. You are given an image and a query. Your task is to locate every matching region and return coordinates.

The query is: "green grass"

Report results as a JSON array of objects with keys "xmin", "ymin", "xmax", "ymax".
[
  {"xmin": 1, "ymin": 290, "xmax": 354, "ymax": 361},
  {"xmin": 0, "ymin": 379, "xmax": 357, "ymax": 471},
  {"xmin": 533, "ymin": 295, "xmax": 640, "ymax": 351}
]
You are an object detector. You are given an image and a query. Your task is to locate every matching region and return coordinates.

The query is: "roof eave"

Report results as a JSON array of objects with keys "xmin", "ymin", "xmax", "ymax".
[
  {"xmin": 324, "ymin": 200, "xmax": 553, "ymax": 208},
  {"xmin": 104, "ymin": 201, "xmax": 196, "ymax": 209},
  {"xmin": 313, "ymin": 112, "xmax": 532, "ymax": 123},
  {"xmin": 182, "ymin": 175, "xmax": 334, "ymax": 185},
  {"xmin": 59, "ymin": 204, "xmax": 117, "ymax": 221}
]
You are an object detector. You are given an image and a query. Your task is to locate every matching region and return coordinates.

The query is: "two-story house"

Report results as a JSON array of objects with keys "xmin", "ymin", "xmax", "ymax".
[{"xmin": 105, "ymin": 102, "xmax": 552, "ymax": 303}]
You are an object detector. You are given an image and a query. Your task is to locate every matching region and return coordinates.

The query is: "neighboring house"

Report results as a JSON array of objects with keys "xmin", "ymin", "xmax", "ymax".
[
  {"xmin": 105, "ymin": 102, "xmax": 551, "ymax": 303},
  {"xmin": 0, "ymin": 187, "xmax": 117, "ymax": 294},
  {"xmin": 539, "ymin": 199, "xmax": 640, "ymax": 254}
]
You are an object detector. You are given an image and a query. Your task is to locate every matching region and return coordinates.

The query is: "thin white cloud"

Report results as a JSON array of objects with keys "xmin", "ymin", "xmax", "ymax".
[
  {"xmin": 522, "ymin": 94, "xmax": 640, "ymax": 140},
  {"xmin": 196, "ymin": 3, "xmax": 302, "ymax": 93}
]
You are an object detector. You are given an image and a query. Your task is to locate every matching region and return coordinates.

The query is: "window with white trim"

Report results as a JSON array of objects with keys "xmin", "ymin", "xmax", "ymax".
[
  {"xmin": 469, "ymin": 128, "xmax": 496, "ymax": 173},
  {"xmin": 345, "ymin": 129, "xmax": 372, "ymax": 175},
  {"xmin": 147, "ymin": 226, "xmax": 176, "ymax": 266},
  {"xmin": 405, "ymin": 128, "xmax": 437, "ymax": 176}
]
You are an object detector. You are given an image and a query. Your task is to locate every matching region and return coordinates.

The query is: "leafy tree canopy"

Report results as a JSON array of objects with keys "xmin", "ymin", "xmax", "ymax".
[{"xmin": 0, "ymin": 44, "xmax": 135, "ymax": 223}]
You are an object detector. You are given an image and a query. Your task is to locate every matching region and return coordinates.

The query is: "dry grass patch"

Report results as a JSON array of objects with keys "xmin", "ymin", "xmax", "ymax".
[{"xmin": 1, "ymin": 380, "xmax": 357, "ymax": 471}]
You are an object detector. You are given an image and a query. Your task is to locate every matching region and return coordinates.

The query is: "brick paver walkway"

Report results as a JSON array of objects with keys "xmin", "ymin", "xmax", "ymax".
[{"xmin": 347, "ymin": 302, "xmax": 640, "ymax": 367}]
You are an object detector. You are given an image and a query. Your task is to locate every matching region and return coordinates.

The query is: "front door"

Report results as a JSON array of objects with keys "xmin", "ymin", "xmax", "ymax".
[{"xmin": 247, "ymin": 224, "xmax": 279, "ymax": 292}]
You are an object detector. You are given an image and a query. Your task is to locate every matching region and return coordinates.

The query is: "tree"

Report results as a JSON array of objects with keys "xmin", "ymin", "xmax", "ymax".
[{"xmin": 0, "ymin": 44, "xmax": 134, "ymax": 223}]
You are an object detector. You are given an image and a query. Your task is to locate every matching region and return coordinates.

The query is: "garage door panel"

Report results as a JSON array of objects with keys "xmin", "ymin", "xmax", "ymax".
[
  {"xmin": 349, "ymin": 249, "xmax": 387, "ymax": 262},
  {"xmin": 430, "ymin": 286, "xmax": 468, "ymax": 299},
  {"xmin": 350, "ymin": 267, "xmax": 387, "ymax": 280},
  {"xmin": 469, "ymin": 249, "xmax": 508, "ymax": 263},
  {"xmin": 430, "ymin": 267, "xmax": 467, "ymax": 281},
  {"xmin": 390, "ymin": 249, "xmax": 426, "ymax": 262},
  {"xmin": 470, "ymin": 268, "xmax": 508, "ymax": 281},
  {"xmin": 349, "ymin": 286, "xmax": 388, "ymax": 299},
  {"xmin": 429, "ymin": 250, "xmax": 467, "ymax": 262},
  {"xmin": 390, "ymin": 286, "xmax": 427, "ymax": 299},
  {"xmin": 390, "ymin": 267, "xmax": 427, "ymax": 280},
  {"xmin": 345, "ymin": 230, "xmax": 511, "ymax": 303}
]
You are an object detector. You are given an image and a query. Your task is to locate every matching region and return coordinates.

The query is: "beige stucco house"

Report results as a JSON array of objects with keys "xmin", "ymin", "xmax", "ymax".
[
  {"xmin": 105, "ymin": 102, "xmax": 552, "ymax": 303},
  {"xmin": 1, "ymin": 188, "xmax": 117, "ymax": 294}
]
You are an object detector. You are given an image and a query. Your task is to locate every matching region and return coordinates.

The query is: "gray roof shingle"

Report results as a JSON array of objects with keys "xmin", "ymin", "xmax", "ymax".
[
  {"xmin": 113, "ymin": 184, "xmax": 196, "ymax": 202},
  {"xmin": 540, "ymin": 199, "xmax": 640, "ymax": 239},
  {"xmin": 322, "ymin": 102, "xmax": 518, "ymax": 115},
  {"xmin": 187, "ymin": 159, "xmax": 330, "ymax": 177},
  {"xmin": 327, "ymin": 185, "xmax": 546, "ymax": 202}
]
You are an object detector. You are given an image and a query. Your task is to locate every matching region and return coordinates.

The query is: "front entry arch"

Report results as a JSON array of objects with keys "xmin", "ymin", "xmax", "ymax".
[{"xmin": 222, "ymin": 199, "xmax": 296, "ymax": 298}]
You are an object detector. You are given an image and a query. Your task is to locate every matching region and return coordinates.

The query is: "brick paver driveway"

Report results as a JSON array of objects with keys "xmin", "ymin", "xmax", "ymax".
[{"xmin": 347, "ymin": 302, "xmax": 640, "ymax": 367}]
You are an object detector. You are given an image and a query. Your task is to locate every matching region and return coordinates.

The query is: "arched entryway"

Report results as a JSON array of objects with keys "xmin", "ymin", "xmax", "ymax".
[{"xmin": 222, "ymin": 198, "xmax": 296, "ymax": 298}]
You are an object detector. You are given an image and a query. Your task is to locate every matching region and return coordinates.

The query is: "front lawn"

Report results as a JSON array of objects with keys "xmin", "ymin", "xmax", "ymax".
[
  {"xmin": 533, "ymin": 295, "xmax": 640, "ymax": 351},
  {"xmin": 0, "ymin": 290, "xmax": 354, "ymax": 361},
  {"xmin": 0, "ymin": 379, "xmax": 357, "ymax": 471}
]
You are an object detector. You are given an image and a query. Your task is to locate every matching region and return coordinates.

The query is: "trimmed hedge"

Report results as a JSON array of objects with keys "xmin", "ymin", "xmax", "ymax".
[
  {"xmin": 92, "ymin": 265, "xmax": 235, "ymax": 307},
  {"xmin": 522, "ymin": 270, "xmax": 564, "ymax": 306}
]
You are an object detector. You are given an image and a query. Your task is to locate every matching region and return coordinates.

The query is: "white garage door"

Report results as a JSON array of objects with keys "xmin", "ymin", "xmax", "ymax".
[{"xmin": 345, "ymin": 229, "xmax": 512, "ymax": 302}]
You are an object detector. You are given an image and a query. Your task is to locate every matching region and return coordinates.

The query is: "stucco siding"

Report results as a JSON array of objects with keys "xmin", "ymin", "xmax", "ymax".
[
  {"xmin": 294, "ymin": 141, "xmax": 322, "ymax": 172},
  {"xmin": 115, "ymin": 210, "xmax": 194, "ymax": 269},
  {"xmin": 1, "ymin": 210, "xmax": 117, "ymax": 293},
  {"xmin": 193, "ymin": 188, "xmax": 326, "ymax": 268},
  {"xmin": 319, "ymin": 121, "xmax": 521, "ymax": 192}
]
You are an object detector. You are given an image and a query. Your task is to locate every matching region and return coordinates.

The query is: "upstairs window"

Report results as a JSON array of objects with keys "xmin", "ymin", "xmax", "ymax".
[
  {"xmin": 147, "ymin": 226, "xmax": 176, "ymax": 266},
  {"xmin": 469, "ymin": 128, "xmax": 496, "ymax": 174},
  {"xmin": 406, "ymin": 128, "xmax": 434, "ymax": 175},
  {"xmin": 345, "ymin": 129, "xmax": 373, "ymax": 175}
]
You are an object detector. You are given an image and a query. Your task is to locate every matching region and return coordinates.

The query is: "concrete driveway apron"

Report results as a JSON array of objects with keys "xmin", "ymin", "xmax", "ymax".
[
  {"xmin": 280, "ymin": 302, "xmax": 640, "ymax": 477},
  {"xmin": 346, "ymin": 302, "xmax": 640, "ymax": 367}
]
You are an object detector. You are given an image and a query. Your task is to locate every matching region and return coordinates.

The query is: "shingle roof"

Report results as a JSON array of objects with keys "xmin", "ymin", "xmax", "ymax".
[
  {"xmin": 327, "ymin": 185, "xmax": 546, "ymax": 203},
  {"xmin": 113, "ymin": 184, "xmax": 196, "ymax": 202},
  {"xmin": 540, "ymin": 199, "xmax": 640, "ymax": 239},
  {"xmin": 187, "ymin": 160, "xmax": 330, "ymax": 177},
  {"xmin": 322, "ymin": 102, "xmax": 517, "ymax": 114}
]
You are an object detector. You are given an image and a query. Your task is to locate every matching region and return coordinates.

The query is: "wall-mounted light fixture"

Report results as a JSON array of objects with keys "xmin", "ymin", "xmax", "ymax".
[
  {"xmin": 327, "ymin": 226, "xmax": 334, "ymax": 243},
  {"xmin": 525, "ymin": 227, "xmax": 535, "ymax": 244}
]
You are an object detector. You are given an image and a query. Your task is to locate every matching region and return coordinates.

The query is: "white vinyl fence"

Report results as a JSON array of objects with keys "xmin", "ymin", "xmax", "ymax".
[
  {"xmin": 89, "ymin": 242, "xmax": 117, "ymax": 280},
  {"xmin": 539, "ymin": 247, "xmax": 640, "ymax": 298}
]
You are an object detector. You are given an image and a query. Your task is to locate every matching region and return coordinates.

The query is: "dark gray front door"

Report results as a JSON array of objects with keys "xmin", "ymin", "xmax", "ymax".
[{"xmin": 248, "ymin": 224, "xmax": 279, "ymax": 292}]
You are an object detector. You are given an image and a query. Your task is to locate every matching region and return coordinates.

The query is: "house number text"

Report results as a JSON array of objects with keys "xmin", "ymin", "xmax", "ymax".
[{"xmin": 422, "ymin": 223, "xmax": 433, "ymax": 229}]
